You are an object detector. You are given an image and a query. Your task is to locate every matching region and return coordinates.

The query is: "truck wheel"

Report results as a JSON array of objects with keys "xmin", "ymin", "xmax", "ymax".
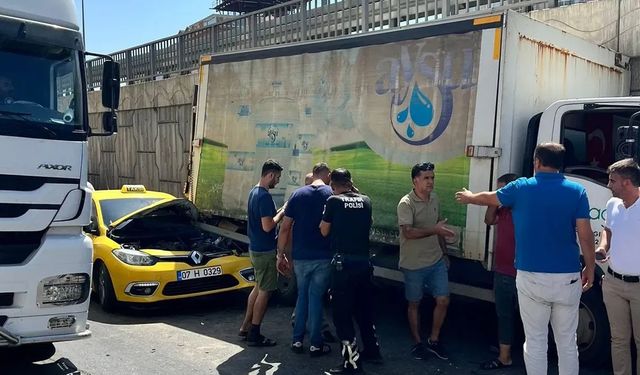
[
  {"xmin": 577, "ymin": 286, "xmax": 610, "ymax": 367},
  {"xmin": 276, "ymin": 273, "xmax": 297, "ymax": 306},
  {"xmin": 97, "ymin": 263, "xmax": 119, "ymax": 312}
]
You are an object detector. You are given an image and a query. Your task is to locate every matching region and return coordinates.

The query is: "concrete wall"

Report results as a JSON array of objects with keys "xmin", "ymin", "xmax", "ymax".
[
  {"xmin": 529, "ymin": 0, "xmax": 640, "ymax": 95},
  {"xmin": 88, "ymin": 74, "xmax": 197, "ymax": 196}
]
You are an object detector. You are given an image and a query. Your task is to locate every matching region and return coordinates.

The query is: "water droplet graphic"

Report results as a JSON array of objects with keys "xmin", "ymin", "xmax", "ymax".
[
  {"xmin": 406, "ymin": 124, "xmax": 415, "ymax": 138},
  {"xmin": 409, "ymin": 84, "xmax": 434, "ymax": 127},
  {"xmin": 396, "ymin": 107, "xmax": 409, "ymax": 123}
]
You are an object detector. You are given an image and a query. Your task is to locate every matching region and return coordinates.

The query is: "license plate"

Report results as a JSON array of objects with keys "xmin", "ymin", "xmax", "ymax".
[{"xmin": 177, "ymin": 266, "xmax": 222, "ymax": 281}]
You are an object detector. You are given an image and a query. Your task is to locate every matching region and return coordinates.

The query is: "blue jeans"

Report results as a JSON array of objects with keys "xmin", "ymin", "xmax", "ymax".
[{"xmin": 293, "ymin": 259, "xmax": 332, "ymax": 346}]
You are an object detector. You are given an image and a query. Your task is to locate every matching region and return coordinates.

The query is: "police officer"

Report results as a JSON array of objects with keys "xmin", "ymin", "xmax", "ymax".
[{"xmin": 320, "ymin": 168, "xmax": 381, "ymax": 374}]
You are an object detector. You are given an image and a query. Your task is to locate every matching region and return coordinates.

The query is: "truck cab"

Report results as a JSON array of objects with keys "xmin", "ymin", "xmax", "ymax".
[{"xmin": 0, "ymin": 0, "xmax": 119, "ymax": 353}]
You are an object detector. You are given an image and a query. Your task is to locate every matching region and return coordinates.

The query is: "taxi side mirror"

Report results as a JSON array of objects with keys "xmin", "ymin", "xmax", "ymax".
[{"xmin": 84, "ymin": 219, "xmax": 100, "ymax": 236}]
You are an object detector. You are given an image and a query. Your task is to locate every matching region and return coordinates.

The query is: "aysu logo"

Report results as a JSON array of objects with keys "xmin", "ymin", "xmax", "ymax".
[{"xmin": 375, "ymin": 42, "xmax": 477, "ymax": 145}]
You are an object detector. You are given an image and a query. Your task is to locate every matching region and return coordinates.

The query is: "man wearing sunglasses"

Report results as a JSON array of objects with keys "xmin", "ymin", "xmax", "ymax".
[{"xmin": 397, "ymin": 162, "xmax": 455, "ymax": 361}]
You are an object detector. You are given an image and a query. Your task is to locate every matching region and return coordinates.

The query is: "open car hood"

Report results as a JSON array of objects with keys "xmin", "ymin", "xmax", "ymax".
[{"xmin": 108, "ymin": 198, "xmax": 199, "ymax": 235}]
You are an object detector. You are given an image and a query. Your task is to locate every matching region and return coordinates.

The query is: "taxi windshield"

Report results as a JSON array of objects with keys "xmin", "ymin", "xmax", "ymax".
[{"xmin": 99, "ymin": 198, "xmax": 164, "ymax": 226}]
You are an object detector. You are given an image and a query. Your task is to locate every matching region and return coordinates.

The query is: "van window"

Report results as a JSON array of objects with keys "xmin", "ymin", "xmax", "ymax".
[{"xmin": 560, "ymin": 109, "xmax": 639, "ymax": 185}]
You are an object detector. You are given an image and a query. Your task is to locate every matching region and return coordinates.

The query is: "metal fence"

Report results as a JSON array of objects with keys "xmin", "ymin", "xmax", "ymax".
[{"xmin": 86, "ymin": 0, "xmax": 552, "ymax": 89}]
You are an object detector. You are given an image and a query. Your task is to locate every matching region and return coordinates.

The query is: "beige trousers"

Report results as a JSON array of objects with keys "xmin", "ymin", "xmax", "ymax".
[{"xmin": 602, "ymin": 273, "xmax": 640, "ymax": 375}]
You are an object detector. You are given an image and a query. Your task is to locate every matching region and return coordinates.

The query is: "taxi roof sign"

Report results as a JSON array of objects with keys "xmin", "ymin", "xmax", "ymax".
[{"xmin": 121, "ymin": 185, "xmax": 146, "ymax": 193}]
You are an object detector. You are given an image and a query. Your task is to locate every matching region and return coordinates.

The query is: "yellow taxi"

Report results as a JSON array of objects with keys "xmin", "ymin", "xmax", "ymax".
[{"xmin": 85, "ymin": 185, "xmax": 255, "ymax": 311}]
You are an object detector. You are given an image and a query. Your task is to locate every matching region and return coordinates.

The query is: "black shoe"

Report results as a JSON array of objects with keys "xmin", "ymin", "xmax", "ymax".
[
  {"xmin": 426, "ymin": 339, "xmax": 448, "ymax": 360},
  {"xmin": 247, "ymin": 334, "xmax": 277, "ymax": 347},
  {"xmin": 359, "ymin": 350, "xmax": 383, "ymax": 365},
  {"xmin": 328, "ymin": 362, "xmax": 364, "ymax": 374},
  {"xmin": 411, "ymin": 343, "xmax": 427, "ymax": 360},
  {"xmin": 322, "ymin": 330, "xmax": 337, "ymax": 343},
  {"xmin": 291, "ymin": 341, "xmax": 303, "ymax": 354}
]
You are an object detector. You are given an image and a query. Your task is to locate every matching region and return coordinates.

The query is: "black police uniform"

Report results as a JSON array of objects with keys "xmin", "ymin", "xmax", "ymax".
[{"xmin": 322, "ymin": 192, "xmax": 380, "ymax": 373}]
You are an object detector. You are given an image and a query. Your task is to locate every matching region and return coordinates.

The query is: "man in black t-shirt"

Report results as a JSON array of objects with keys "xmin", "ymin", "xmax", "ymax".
[{"xmin": 320, "ymin": 169, "xmax": 381, "ymax": 374}]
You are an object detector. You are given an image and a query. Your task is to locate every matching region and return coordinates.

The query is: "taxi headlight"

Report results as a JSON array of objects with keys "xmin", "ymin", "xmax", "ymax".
[{"xmin": 112, "ymin": 248, "xmax": 157, "ymax": 266}]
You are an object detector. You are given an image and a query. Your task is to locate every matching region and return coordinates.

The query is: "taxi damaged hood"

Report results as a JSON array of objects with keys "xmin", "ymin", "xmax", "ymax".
[{"xmin": 108, "ymin": 198, "xmax": 198, "ymax": 235}]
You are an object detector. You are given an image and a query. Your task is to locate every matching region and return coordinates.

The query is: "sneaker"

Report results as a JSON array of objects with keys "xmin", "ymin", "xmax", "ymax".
[
  {"xmin": 328, "ymin": 360, "xmax": 364, "ymax": 374},
  {"xmin": 291, "ymin": 341, "xmax": 303, "ymax": 354},
  {"xmin": 426, "ymin": 339, "xmax": 448, "ymax": 360},
  {"xmin": 247, "ymin": 334, "xmax": 277, "ymax": 347},
  {"xmin": 411, "ymin": 343, "xmax": 427, "ymax": 360},
  {"xmin": 309, "ymin": 343, "xmax": 332, "ymax": 357}
]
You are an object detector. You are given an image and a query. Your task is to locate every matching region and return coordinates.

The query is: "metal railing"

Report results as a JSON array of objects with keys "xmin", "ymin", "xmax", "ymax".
[{"xmin": 87, "ymin": 0, "xmax": 552, "ymax": 89}]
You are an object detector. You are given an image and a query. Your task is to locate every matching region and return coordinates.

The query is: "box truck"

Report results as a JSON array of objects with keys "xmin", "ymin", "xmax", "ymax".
[{"xmin": 188, "ymin": 10, "xmax": 637, "ymax": 365}]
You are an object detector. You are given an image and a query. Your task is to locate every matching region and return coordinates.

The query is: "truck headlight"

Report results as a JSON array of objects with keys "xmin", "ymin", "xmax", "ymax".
[
  {"xmin": 38, "ymin": 273, "xmax": 90, "ymax": 307},
  {"xmin": 112, "ymin": 248, "xmax": 157, "ymax": 266}
]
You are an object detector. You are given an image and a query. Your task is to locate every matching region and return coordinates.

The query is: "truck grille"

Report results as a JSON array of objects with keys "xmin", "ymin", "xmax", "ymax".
[
  {"xmin": 162, "ymin": 275, "xmax": 239, "ymax": 296},
  {"xmin": 0, "ymin": 230, "xmax": 46, "ymax": 265}
]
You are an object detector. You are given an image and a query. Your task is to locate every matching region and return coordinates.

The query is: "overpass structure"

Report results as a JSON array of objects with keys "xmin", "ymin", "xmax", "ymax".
[{"xmin": 86, "ymin": 0, "xmax": 551, "ymax": 89}]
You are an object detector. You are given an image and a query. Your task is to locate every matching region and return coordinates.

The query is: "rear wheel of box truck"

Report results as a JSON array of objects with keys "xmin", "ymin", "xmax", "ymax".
[
  {"xmin": 276, "ymin": 273, "xmax": 297, "ymax": 306},
  {"xmin": 576, "ymin": 286, "xmax": 610, "ymax": 368}
]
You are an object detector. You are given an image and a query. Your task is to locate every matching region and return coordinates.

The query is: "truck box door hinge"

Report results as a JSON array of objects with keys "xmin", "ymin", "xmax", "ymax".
[{"xmin": 466, "ymin": 145, "xmax": 501, "ymax": 158}]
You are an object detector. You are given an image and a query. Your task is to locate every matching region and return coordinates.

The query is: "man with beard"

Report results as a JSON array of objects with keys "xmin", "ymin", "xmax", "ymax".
[
  {"xmin": 597, "ymin": 158, "xmax": 640, "ymax": 375},
  {"xmin": 240, "ymin": 159, "xmax": 285, "ymax": 346}
]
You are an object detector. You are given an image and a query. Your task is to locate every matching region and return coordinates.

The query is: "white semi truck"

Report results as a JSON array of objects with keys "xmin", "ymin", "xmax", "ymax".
[
  {"xmin": 0, "ymin": 0, "xmax": 119, "ymax": 357},
  {"xmin": 188, "ymin": 9, "xmax": 638, "ymax": 366}
]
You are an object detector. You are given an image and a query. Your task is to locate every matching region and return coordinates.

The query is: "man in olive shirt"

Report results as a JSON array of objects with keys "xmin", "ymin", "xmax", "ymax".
[{"xmin": 397, "ymin": 162, "xmax": 455, "ymax": 361}]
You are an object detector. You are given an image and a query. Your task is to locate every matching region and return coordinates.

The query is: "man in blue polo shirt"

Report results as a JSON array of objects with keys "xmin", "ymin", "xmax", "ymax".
[{"xmin": 455, "ymin": 143, "xmax": 595, "ymax": 375}]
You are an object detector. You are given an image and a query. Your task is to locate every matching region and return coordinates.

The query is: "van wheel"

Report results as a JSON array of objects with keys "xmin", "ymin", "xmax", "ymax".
[
  {"xmin": 97, "ymin": 263, "xmax": 119, "ymax": 312},
  {"xmin": 276, "ymin": 273, "xmax": 297, "ymax": 306},
  {"xmin": 577, "ymin": 286, "xmax": 610, "ymax": 367}
]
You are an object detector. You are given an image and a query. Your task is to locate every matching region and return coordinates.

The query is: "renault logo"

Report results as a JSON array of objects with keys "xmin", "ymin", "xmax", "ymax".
[{"xmin": 190, "ymin": 251, "xmax": 204, "ymax": 265}]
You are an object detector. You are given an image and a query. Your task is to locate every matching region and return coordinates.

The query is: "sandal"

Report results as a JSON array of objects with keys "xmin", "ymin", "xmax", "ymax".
[
  {"xmin": 481, "ymin": 358, "xmax": 512, "ymax": 370},
  {"xmin": 247, "ymin": 335, "xmax": 277, "ymax": 347},
  {"xmin": 309, "ymin": 343, "xmax": 331, "ymax": 357}
]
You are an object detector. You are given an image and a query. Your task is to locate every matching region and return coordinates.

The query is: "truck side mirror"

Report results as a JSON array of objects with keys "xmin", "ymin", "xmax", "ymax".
[
  {"xmin": 101, "ymin": 60, "xmax": 120, "ymax": 110},
  {"xmin": 102, "ymin": 111, "xmax": 117, "ymax": 134}
]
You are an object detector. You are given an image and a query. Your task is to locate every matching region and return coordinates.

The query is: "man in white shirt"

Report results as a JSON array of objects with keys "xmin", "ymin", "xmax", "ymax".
[{"xmin": 597, "ymin": 158, "xmax": 640, "ymax": 375}]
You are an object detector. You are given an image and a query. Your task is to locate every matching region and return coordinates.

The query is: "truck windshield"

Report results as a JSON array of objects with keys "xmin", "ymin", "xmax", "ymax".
[{"xmin": 0, "ymin": 39, "xmax": 84, "ymax": 140}]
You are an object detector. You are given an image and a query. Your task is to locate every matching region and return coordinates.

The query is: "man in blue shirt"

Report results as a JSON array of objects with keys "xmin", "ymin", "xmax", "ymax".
[
  {"xmin": 455, "ymin": 143, "xmax": 595, "ymax": 375},
  {"xmin": 240, "ymin": 159, "xmax": 286, "ymax": 347},
  {"xmin": 278, "ymin": 162, "xmax": 333, "ymax": 357}
]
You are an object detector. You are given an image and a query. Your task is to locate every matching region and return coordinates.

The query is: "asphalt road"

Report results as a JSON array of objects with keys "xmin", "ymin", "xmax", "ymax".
[{"xmin": 3, "ymin": 289, "xmax": 612, "ymax": 375}]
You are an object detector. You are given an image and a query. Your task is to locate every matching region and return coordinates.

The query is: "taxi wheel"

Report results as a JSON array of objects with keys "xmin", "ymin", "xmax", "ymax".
[{"xmin": 97, "ymin": 263, "xmax": 119, "ymax": 312}]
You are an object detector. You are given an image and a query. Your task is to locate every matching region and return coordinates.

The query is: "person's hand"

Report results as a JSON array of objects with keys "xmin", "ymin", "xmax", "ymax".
[
  {"xmin": 276, "ymin": 254, "xmax": 292, "ymax": 277},
  {"xmin": 455, "ymin": 188, "xmax": 473, "ymax": 204},
  {"xmin": 581, "ymin": 266, "xmax": 595, "ymax": 292},
  {"xmin": 435, "ymin": 219, "xmax": 455, "ymax": 238},
  {"xmin": 595, "ymin": 247, "xmax": 609, "ymax": 263}
]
